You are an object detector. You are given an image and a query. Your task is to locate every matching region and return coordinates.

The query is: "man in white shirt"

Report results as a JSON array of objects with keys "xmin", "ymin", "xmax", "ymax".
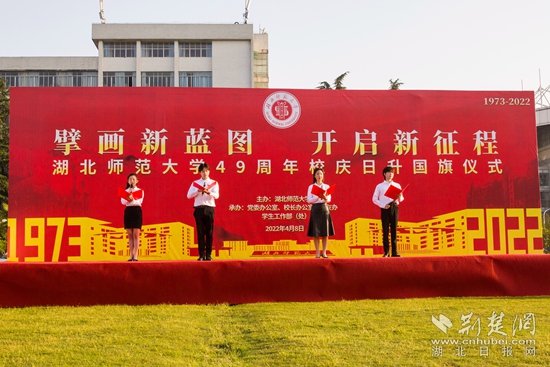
[
  {"xmin": 372, "ymin": 166, "xmax": 403, "ymax": 257},
  {"xmin": 187, "ymin": 163, "xmax": 220, "ymax": 261}
]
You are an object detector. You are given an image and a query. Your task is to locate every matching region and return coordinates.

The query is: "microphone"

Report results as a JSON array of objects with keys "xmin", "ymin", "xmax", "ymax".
[{"xmin": 202, "ymin": 182, "xmax": 206, "ymax": 195}]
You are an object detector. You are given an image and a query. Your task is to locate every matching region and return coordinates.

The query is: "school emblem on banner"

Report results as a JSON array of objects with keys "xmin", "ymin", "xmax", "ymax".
[{"xmin": 263, "ymin": 91, "xmax": 301, "ymax": 129}]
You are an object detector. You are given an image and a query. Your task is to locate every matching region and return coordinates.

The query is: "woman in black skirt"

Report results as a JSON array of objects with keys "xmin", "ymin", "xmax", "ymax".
[
  {"xmin": 121, "ymin": 173, "xmax": 144, "ymax": 261},
  {"xmin": 307, "ymin": 167, "xmax": 334, "ymax": 258}
]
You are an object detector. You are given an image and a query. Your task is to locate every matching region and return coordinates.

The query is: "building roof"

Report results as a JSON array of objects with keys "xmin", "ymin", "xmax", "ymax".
[
  {"xmin": 91, "ymin": 23, "xmax": 254, "ymax": 46},
  {"xmin": 537, "ymin": 106, "xmax": 550, "ymax": 126}
]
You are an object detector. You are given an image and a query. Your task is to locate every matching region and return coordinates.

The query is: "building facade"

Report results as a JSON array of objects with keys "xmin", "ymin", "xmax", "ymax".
[
  {"xmin": 0, "ymin": 23, "xmax": 268, "ymax": 89},
  {"xmin": 537, "ymin": 106, "xmax": 550, "ymax": 209}
]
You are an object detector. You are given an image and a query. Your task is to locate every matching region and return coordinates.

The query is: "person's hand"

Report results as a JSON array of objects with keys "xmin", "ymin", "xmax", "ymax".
[
  {"xmin": 385, "ymin": 204, "xmax": 390, "ymax": 209},
  {"xmin": 320, "ymin": 194, "xmax": 327, "ymax": 201},
  {"xmin": 127, "ymin": 194, "xmax": 134, "ymax": 202},
  {"xmin": 203, "ymin": 188, "xmax": 211, "ymax": 195}
]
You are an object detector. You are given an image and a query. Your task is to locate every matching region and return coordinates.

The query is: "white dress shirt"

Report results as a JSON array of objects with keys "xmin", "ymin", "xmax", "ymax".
[
  {"xmin": 121, "ymin": 187, "xmax": 144, "ymax": 207},
  {"xmin": 307, "ymin": 183, "xmax": 332, "ymax": 204},
  {"xmin": 372, "ymin": 180, "xmax": 403, "ymax": 209},
  {"xmin": 187, "ymin": 178, "xmax": 219, "ymax": 207}
]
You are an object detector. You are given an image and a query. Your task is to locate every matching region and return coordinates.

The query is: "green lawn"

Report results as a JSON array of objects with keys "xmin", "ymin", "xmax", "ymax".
[{"xmin": 0, "ymin": 297, "xmax": 547, "ymax": 366}]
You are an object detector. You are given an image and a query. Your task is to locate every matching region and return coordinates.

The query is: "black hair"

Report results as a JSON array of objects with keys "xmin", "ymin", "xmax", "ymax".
[
  {"xmin": 126, "ymin": 173, "xmax": 138, "ymax": 189},
  {"xmin": 312, "ymin": 167, "xmax": 325, "ymax": 184},
  {"xmin": 382, "ymin": 166, "xmax": 394, "ymax": 178},
  {"xmin": 198, "ymin": 163, "xmax": 210, "ymax": 172}
]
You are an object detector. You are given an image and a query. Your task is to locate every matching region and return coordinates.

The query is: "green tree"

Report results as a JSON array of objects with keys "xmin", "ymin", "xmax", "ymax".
[
  {"xmin": 389, "ymin": 78, "xmax": 404, "ymax": 90},
  {"xmin": 317, "ymin": 81, "xmax": 332, "ymax": 90},
  {"xmin": 0, "ymin": 78, "xmax": 9, "ymax": 257},
  {"xmin": 543, "ymin": 219, "xmax": 550, "ymax": 254},
  {"xmin": 317, "ymin": 71, "xmax": 349, "ymax": 90}
]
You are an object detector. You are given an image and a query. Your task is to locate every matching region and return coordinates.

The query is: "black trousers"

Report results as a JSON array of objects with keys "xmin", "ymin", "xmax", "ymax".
[
  {"xmin": 381, "ymin": 203, "xmax": 399, "ymax": 255},
  {"xmin": 194, "ymin": 206, "xmax": 215, "ymax": 257}
]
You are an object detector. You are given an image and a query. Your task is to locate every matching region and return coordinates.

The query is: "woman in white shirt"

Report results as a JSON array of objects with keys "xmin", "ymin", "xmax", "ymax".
[
  {"xmin": 306, "ymin": 168, "xmax": 335, "ymax": 258},
  {"xmin": 121, "ymin": 173, "xmax": 144, "ymax": 261}
]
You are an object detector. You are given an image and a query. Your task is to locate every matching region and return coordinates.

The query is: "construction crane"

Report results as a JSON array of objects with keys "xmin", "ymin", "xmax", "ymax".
[
  {"xmin": 99, "ymin": 0, "xmax": 106, "ymax": 24},
  {"xmin": 243, "ymin": 0, "xmax": 252, "ymax": 24}
]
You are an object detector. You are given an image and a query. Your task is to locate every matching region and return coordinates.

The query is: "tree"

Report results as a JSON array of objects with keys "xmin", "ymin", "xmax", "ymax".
[
  {"xmin": 317, "ymin": 81, "xmax": 332, "ymax": 90},
  {"xmin": 544, "ymin": 220, "xmax": 550, "ymax": 254},
  {"xmin": 389, "ymin": 78, "xmax": 404, "ymax": 90},
  {"xmin": 333, "ymin": 71, "xmax": 349, "ymax": 90},
  {"xmin": 0, "ymin": 78, "xmax": 9, "ymax": 257},
  {"xmin": 317, "ymin": 71, "xmax": 349, "ymax": 90}
]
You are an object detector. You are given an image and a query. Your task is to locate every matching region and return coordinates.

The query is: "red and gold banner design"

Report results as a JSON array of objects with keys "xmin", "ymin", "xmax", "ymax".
[{"xmin": 7, "ymin": 88, "xmax": 542, "ymax": 262}]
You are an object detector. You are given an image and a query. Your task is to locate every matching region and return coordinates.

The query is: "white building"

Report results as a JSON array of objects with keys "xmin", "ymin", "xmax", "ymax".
[{"xmin": 0, "ymin": 23, "xmax": 268, "ymax": 88}]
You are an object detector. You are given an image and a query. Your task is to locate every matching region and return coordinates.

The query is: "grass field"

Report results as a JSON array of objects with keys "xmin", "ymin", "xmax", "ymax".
[{"xmin": 0, "ymin": 297, "xmax": 547, "ymax": 366}]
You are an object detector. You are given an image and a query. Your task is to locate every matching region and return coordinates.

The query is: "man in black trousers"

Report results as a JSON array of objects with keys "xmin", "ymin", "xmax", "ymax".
[
  {"xmin": 372, "ymin": 166, "xmax": 404, "ymax": 257},
  {"xmin": 187, "ymin": 163, "xmax": 220, "ymax": 261}
]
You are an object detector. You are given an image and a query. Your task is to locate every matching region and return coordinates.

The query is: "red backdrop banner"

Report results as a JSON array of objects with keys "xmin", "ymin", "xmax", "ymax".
[{"xmin": 8, "ymin": 88, "xmax": 542, "ymax": 262}]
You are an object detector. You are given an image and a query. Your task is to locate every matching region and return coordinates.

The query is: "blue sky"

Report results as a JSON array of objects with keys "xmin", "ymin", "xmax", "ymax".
[{"xmin": 1, "ymin": 0, "xmax": 549, "ymax": 91}]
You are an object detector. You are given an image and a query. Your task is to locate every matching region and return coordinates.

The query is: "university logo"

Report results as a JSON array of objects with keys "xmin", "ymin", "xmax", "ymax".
[{"xmin": 263, "ymin": 91, "xmax": 301, "ymax": 129}]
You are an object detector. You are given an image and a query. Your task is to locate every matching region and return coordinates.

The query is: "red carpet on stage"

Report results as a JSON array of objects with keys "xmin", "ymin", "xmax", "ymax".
[{"xmin": 1, "ymin": 255, "xmax": 549, "ymax": 307}]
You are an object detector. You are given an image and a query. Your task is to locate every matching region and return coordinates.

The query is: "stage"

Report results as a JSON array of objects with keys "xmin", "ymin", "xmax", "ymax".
[{"xmin": 1, "ymin": 255, "xmax": 549, "ymax": 307}]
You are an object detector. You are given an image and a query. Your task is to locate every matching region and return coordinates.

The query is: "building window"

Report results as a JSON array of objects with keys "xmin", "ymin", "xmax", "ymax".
[
  {"xmin": 0, "ymin": 72, "xmax": 20, "ymax": 87},
  {"xmin": 253, "ymin": 51, "xmax": 269, "ymax": 88},
  {"xmin": 142, "ymin": 72, "xmax": 173, "ymax": 87},
  {"xmin": 1, "ymin": 72, "xmax": 98, "ymax": 87},
  {"xmin": 179, "ymin": 42, "xmax": 212, "ymax": 57},
  {"xmin": 66, "ymin": 72, "xmax": 98, "ymax": 87},
  {"xmin": 542, "ymin": 194, "xmax": 550, "ymax": 209},
  {"xmin": 540, "ymin": 169, "xmax": 549, "ymax": 188},
  {"xmin": 179, "ymin": 72, "xmax": 212, "ymax": 87},
  {"xmin": 104, "ymin": 72, "xmax": 135, "ymax": 87},
  {"xmin": 38, "ymin": 72, "xmax": 57, "ymax": 87},
  {"xmin": 104, "ymin": 43, "xmax": 136, "ymax": 58},
  {"xmin": 142, "ymin": 43, "xmax": 174, "ymax": 58}
]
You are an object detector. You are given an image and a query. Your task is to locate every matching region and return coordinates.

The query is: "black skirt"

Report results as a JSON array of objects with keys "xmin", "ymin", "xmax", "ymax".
[
  {"xmin": 307, "ymin": 203, "xmax": 335, "ymax": 237},
  {"xmin": 124, "ymin": 206, "xmax": 142, "ymax": 229}
]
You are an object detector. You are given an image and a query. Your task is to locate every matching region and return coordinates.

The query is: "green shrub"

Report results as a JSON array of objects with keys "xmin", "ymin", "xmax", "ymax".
[{"xmin": 543, "ymin": 219, "xmax": 550, "ymax": 254}]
